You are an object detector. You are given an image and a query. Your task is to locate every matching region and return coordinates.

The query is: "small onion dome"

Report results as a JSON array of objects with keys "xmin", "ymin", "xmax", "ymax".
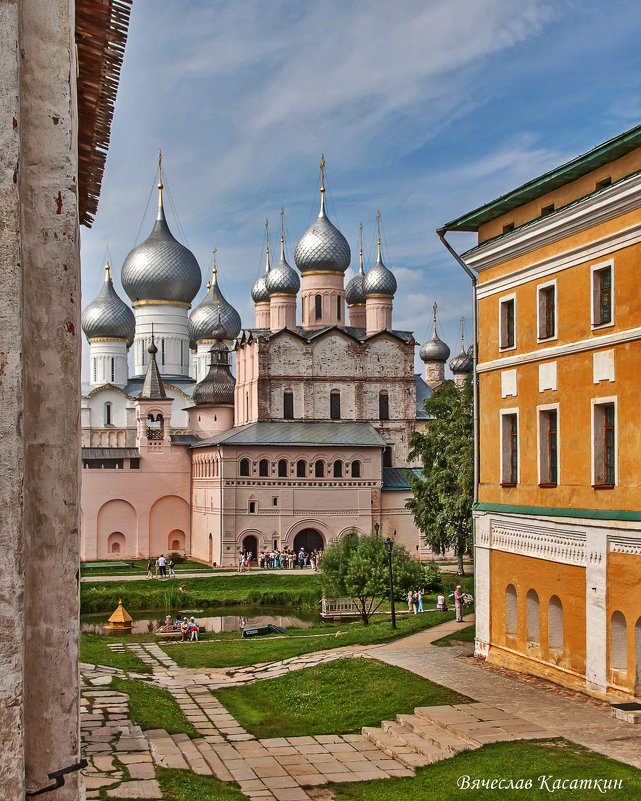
[
  {"xmin": 449, "ymin": 345, "xmax": 473, "ymax": 374},
  {"xmin": 192, "ymin": 339, "xmax": 236, "ymax": 407},
  {"xmin": 121, "ymin": 180, "xmax": 201, "ymax": 304},
  {"xmin": 265, "ymin": 236, "xmax": 300, "ymax": 296},
  {"xmin": 294, "ymin": 160, "xmax": 350, "ymax": 274},
  {"xmin": 345, "ymin": 270, "xmax": 366, "ymax": 305},
  {"xmin": 81, "ymin": 263, "xmax": 135, "ymax": 347},
  {"xmin": 251, "ymin": 273, "xmax": 270, "ymax": 304},
  {"xmin": 188, "ymin": 263, "xmax": 242, "ymax": 348},
  {"xmin": 419, "ymin": 303, "xmax": 450, "ymax": 363},
  {"xmin": 363, "ymin": 251, "xmax": 397, "ymax": 297}
]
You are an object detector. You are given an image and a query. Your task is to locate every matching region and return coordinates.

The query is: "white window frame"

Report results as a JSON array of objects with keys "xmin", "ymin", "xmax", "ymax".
[
  {"xmin": 500, "ymin": 407, "xmax": 519, "ymax": 485},
  {"xmin": 536, "ymin": 403, "xmax": 560, "ymax": 486},
  {"xmin": 499, "ymin": 293, "xmax": 517, "ymax": 352},
  {"xmin": 591, "ymin": 260, "xmax": 614, "ymax": 330},
  {"xmin": 536, "ymin": 279, "xmax": 557, "ymax": 342},
  {"xmin": 591, "ymin": 395, "xmax": 617, "ymax": 487}
]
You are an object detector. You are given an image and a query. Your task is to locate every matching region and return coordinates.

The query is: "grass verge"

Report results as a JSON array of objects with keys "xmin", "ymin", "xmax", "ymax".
[
  {"xmin": 163, "ymin": 610, "xmax": 455, "ymax": 669},
  {"xmin": 81, "ymin": 573, "xmax": 323, "ymax": 613},
  {"xmin": 432, "ymin": 624, "xmax": 476, "ymax": 647},
  {"xmin": 323, "ymin": 739, "xmax": 639, "ymax": 801},
  {"xmin": 111, "ymin": 677, "xmax": 200, "ymax": 738},
  {"xmin": 215, "ymin": 658, "xmax": 469, "ymax": 737},
  {"xmin": 80, "ymin": 635, "xmax": 151, "ymax": 673}
]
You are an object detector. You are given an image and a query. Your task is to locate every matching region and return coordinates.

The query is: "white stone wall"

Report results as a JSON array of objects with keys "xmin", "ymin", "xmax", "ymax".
[
  {"xmin": 89, "ymin": 339, "xmax": 129, "ymax": 386},
  {"xmin": 133, "ymin": 304, "xmax": 191, "ymax": 377}
]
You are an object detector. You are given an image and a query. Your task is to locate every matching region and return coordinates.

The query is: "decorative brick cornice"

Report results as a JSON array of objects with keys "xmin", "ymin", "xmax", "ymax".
[{"xmin": 488, "ymin": 521, "xmax": 586, "ymax": 565}]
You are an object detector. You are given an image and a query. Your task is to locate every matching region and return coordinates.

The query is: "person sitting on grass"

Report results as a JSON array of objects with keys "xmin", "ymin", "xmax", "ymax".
[{"xmin": 178, "ymin": 583, "xmax": 187, "ymax": 594}]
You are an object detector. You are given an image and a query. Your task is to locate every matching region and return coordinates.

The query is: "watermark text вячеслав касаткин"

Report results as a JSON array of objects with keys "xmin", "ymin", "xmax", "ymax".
[{"xmin": 457, "ymin": 775, "xmax": 623, "ymax": 793}]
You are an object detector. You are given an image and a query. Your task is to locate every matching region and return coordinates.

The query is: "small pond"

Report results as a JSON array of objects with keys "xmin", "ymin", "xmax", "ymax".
[{"xmin": 81, "ymin": 604, "xmax": 322, "ymax": 635}]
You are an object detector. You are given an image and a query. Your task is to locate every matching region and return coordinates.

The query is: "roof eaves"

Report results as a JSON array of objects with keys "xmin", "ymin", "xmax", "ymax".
[{"xmin": 444, "ymin": 124, "xmax": 641, "ymax": 232}]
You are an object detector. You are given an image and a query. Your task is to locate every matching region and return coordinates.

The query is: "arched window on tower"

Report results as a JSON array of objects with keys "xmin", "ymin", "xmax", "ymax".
[
  {"xmin": 92, "ymin": 359, "xmax": 97, "ymax": 382},
  {"xmin": 239, "ymin": 458, "xmax": 250, "ymax": 477},
  {"xmin": 337, "ymin": 295, "xmax": 341, "ymax": 321},
  {"xmin": 104, "ymin": 402, "xmax": 112, "ymax": 426},
  {"xmin": 333, "ymin": 460, "xmax": 343, "ymax": 478},
  {"xmin": 297, "ymin": 459, "xmax": 306, "ymax": 477},
  {"xmin": 315, "ymin": 294, "xmax": 322, "ymax": 320},
  {"xmin": 111, "ymin": 358, "xmax": 115, "ymax": 383},
  {"xmin": 161, "ymin": 338, "xmax": 165, "ymax": 366},
  {"xmin": 278, "ymin": 459, "xmax": 288, "ymax": 477},
  {"xmin": 315, "ymin": 460, "xmax": 325, "ymax": 478},
  {"xmin": 379, "ymin": 391, "xmax": 389, "ymax": 420},
  {"xmin": 330, "ymin": 390, "xmax": 341, "ymax": 420},
  {"xmin": 283, "ymin": 390, "xmax": 294, "ymax": 420},
  {"xmin": 351, "ymin": 460, "xmax": 361, "ymax": 478},
  {"xmin": 146, "ymin": 413, "xmax": 163, "ymax": 440},
  {"xmin": 259, "ymin": 459, "xmax": 270, "ymax": 477}
]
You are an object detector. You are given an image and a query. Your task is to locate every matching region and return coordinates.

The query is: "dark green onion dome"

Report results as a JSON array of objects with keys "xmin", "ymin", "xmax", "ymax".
[
  {"xmin": 121, "ymin": 181, "xmax": 201, "ymax": 304},
  {"xmin": 81, "ymin": 263, "xmax": 135, "ymax": 346}
]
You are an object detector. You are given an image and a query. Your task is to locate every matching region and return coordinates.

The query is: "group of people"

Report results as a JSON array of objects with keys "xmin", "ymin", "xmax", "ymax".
[
  {"xmin": 436, "ymin": 585, "xmax": 467, "ymax": 622},
  {"xmin": 163, "ymin": 614, "xmax": 200, "ymax": 641},
  {"xmin": 146, "ymin": 554, "xmax": 176, "ymax": 579},
  {"xmin": 407, "ymin": 588, "xmax": 425, "ymax": 614},
  {"xmin": 237, "ymin": 549, "xmax": 322, "ymax": 571}
]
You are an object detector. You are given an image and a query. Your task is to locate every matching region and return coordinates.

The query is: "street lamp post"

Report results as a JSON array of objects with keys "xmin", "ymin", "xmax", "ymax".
[{"xmin": 384, "ymin": 537, "xmax": 396, "ymax": 629}]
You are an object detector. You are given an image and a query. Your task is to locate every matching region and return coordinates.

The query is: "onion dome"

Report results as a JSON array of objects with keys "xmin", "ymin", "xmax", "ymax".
[
  {"xmin": 420, "ymin": 303, "xmax": 450, "ymax": 363},
  {"xmin": 449, "ymin": 321, "xmax": 473, "ymax": 375},
  {"xmin": 265, "ymin": 212, "xmax": 300, "ymax": 296},
  {"xmin": 188, "ymin": 255, "xmax": 242, "ymax": 348},
  {"xmin": 363, "ymin": 213, "xmax": 397, "ymax": 297},
  {"xmin": 121, "ymin": 167, "xmax": 201, "ymax": 305},
  {"xmin": 192, "ymin": 317, "xmax": 236, "ymax": 407},
  {"xmin": 345, "ymin": 223, "xmax": 366, "ymax": 305},
  {"xmin": 252, "ymin": 220, "xmax": 271, "ymax": 303},
  {"xmin": 81, "ymin": 263, "xmax": 135, "ymax": 347},
  {"xmin": 294, "ymin": 156, "xmax": 350, "ymax": 274}
]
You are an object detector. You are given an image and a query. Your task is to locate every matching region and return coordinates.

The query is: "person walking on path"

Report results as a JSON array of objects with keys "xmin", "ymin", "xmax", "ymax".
[
  {"xmin": 454, "ymin": 585, "xmax": 464, "ymax": 622},
  {"xmin": 146, "ymin": 559, "xmax": 153, "ymax": 579},
  {"xmin": 412, "ymin": 591, "xmax": 418, "ymax": 614},
  {"xmin": 158, "ymin": 554, "xmax": 167, "ymax": 579},
  {"xmin": 168, "ymin": 558, "xmax": 175, "ymax": 577},
  {"xmin": 417, "ymin": 588, "xmax": 424, "ymax": 613},
  {"xmin": 407, "ymin": 590, "xmax": 413, "ymax": 613}
]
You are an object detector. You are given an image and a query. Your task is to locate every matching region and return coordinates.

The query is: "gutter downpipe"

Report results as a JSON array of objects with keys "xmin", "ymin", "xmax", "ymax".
[
  {"xmin": 216, "ymin": 443, "xmax": 224, "ymax": 567},
  {"xmin": 436, "ymin": 228, "xmax": 479, "ymax": 591}
]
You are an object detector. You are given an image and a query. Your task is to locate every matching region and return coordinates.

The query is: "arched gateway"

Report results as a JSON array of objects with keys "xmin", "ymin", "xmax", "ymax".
[
  {"xmin": 242, "ymin": 535, "xmax": 258, "ymax": 559},
  {"xmin": 293, "ymin": 528, "xmax": 324, "ymax": 553}
]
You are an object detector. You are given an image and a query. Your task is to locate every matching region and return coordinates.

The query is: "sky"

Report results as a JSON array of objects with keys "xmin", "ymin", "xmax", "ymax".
[{"xmin": 81, "ymin": 0, "xmax": 641, "ymax": 378}]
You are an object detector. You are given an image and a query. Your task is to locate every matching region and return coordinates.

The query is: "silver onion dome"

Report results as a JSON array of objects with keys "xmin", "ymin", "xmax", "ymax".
[
  {"xmin": 192, "ymin": 337, "xmax": 236, "ymax": 406},
  {"xmin": 420, "ymin": 304, "xmax": 450, "ymax": 363},
  {"xmin": 81, "ymin": 264, "xmax": 135, "ymax": 347},
  {"xmin": 346, "ymin": 225, "xmax": 366, "ymax": 305},
  {"xmin": 449, "ymin": 345, "xmax": 473, "ymax": 374},
  {"xmin": 265, "ymin": 237, "xmax": 300, "ymax": 296},
  {"xmin": 363, "ymin": 252, "xmax": 397, "ymax": 297},
  {"xmin": 188, "ymin": 264, "xmax": 242, "ymax": 348},
  {"xmin": 294, "ymin": 166, "xmax": 350, "ymax": 274},
  {"xmin": 121, "ymin": 184, "xmax": 201, "ymax": 305},
  {"xmin": 251, "ymin": 273, "xmax": 270, "ymax": 304}
]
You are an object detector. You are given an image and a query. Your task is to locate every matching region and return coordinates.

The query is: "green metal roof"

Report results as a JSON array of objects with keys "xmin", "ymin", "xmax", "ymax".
[
  {"xmin": 382, "ymin": 467, "xmax": 422, "ymax": 490},
  {"xmin": 444, "ymin": 124, "xmax": 641, "ymax": 232},
  {"xmin": 192, "ymin": 421, "xmax": 386, "ymax": 449}
]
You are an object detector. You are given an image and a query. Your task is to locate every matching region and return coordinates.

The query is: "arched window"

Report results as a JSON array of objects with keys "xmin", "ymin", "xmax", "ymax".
[
  {"xmin": 278, "ymin": 459, "xmax": 288, "ymax": 477},
  {"xmin": 283, "ymin": 390, "xmax": 294, "ymax": 420},
  {"xmin": 249, "ymin": 501, "xmax": 256, "ymax": 514},
  {"xmin": 239, "ymin": 458, "xmax": 250, "ymax": 476},
  {"xmin": 635, "ymin": 617, "xmax": 641, "ymax": 694},
  {"xmin": 383, "ymin": 446, "xmax": 392, "ymax": 467},
  {"xmin": 104, "ymin": 402, "xmax": 112, "ymax": 426},
  {"xmin": 379, "ymin": 391, "xmax": 389, "ymax": 421},
  {"xmin": 315, "ymin": 460, "xmax": 325, "ymax": 478},
  {"xmin": 315, "ymin": 294, "xmax": 322, "ymax": 320},
  {"xmin": 92, "ymin": 359, "xmax": 97, "ymax": 382},
  {"xmin": 330, "ymin": 390, "xmax": 341, "ymax": 420},
  {"xmin": 548, "ymin": 595, "xmax": 563, "ymax": 651},
  {"xmin": 297, "ymin": 459, "xmax": 306, "ymax": 477},
  {"xmin": 337, "ymin": 294, "xmax": 342, "ymax": 321},
  {"xmin": 611, "ymin": 611, "xmax": 627, "ymax": 671},
  {"xmin": 351, "ymin": 460, "xmax": 361, "ymax": 478},
  {"xmin": 161, "ymin": 338, "xmax": 165, "ymax": 366},
  {"xmin": 259, "ymin": 459, "xmax": 270, "ymax": 477},
  {"xmin": 526, "ymin": 589, "xmax": 540, "ymax": 645},
  {"xmin": 146, "ymin": 413, "xmax": 163, "ymax": 440},
  {"xmin": 333, "ymin": 460, "xmax": 343, "ymax": 477},
  {"xmin": 111, "ymin": 358, "xmax": 115, "ymax": 383},
  {"xmin": 505, "ymin": 584, "xmax": 517, "ymax": 637}
]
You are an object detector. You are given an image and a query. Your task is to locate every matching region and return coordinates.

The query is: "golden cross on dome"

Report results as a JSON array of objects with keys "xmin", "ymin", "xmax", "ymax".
[
  {"xmin": 376, "ymin": 210, "xmax": 382, "ymax": 259},
  {"xmin": 212, "ymin": 248, "xmax": 218, "ymax": 283},
  {"xmin": 320, "ymin": 154, "xmax": 326, "ymax": 191},
  {"xmin": 157, "ymin": 149, "xmax": 164, "ymax": 207}
]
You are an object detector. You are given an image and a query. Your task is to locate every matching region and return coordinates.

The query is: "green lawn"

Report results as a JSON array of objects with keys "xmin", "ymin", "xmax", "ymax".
[
  {"xmin": 432, "ymin": 623, "xmax": 476, "ymax": 647},
  {"xmin": 163, "ymin": 610, "xmax": 455, "ymax": 669},
  {"xmin": 215, "ymin": 658, "xmax": 469, "ymax": 737},
  {"xmin": 81, "ymin": 573, "xmax": 323, "ymax": 613},
  {"xmin": 324, "ymin": 739, "xmax": 639, "ymax": 801},
  {"xmin": 80, "ymin": 635, "xmax": 152, "ymax": 673},
  {"xmin": 111, "ymin": 677, "xmax": 200, "ymax": 738}
]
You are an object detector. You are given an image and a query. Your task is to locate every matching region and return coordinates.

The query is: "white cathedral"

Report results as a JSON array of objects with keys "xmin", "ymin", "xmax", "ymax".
[{"xmin": 80, "ymin": 161, "xmax": 471, "ymax": 565}]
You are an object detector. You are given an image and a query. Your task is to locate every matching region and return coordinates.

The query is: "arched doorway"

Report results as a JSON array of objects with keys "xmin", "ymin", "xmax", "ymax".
[
  {"xmin": 242, "ymin": 535, "xmax": 258, "ymax": 558},
  {"xmin": 294, "ymin": 529, "xmax": 324, "ymax": 553},
  {"xmin": 107, "ymin": 531, "xmax": 125, "ymax": 555},
  {"xmin": 168, "ymin": 529, "xmax": 186, "ymax": 551}
]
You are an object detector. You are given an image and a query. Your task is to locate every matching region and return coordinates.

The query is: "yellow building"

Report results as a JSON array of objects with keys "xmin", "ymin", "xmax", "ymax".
[{"xmin": 441, "ymin": 125, "xmax": 641, "ymax": 701}]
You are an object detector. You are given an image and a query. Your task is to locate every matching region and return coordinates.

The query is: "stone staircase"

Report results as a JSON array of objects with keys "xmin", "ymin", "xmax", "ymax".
[{"xmin": 362, "ymin": 702, "xmax": 548, "ymax": 771}]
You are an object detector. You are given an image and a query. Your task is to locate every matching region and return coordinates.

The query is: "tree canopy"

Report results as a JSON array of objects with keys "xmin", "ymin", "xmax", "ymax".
[
  {"xmin": 320, "ymin": 531, "xmax": 425, "ymax": 624},
  {"xmin": 406, "ymin": 376, "xmax": 473, "ymax": 575}
]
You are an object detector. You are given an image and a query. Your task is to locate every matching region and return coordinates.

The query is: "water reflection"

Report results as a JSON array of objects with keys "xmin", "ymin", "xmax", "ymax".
[{"xmin": 81, "ymin": 605, "xmax": 320, "ymax": 636}]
